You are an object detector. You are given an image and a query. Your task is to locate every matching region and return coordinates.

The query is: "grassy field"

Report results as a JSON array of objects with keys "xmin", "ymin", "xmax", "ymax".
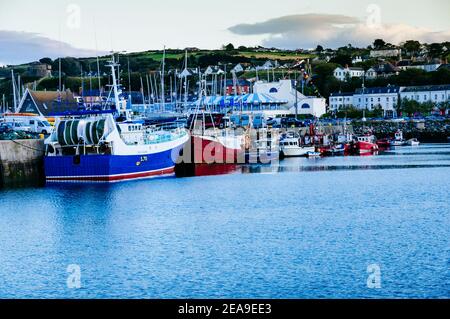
[
  {"xmin": 237, "ymin": 51, "xmax": 315, "ymax": 61},
  {"xmin": 130, "ymin": 50, "xmax": 316, "ymax": 62}
]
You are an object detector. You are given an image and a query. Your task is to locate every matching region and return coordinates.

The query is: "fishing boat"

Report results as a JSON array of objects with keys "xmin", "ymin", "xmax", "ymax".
[
  {"xmin": 391, "ymin": 130, "xmax": 407, "ymax": 146},
  {"xmin": 353, "ymin": 135, "xmax": 379, "ymax": 154},
  {"xmin": 44, "ymin": 57, "xmax": 189, "ymax": 182},
  {"xmin": 186, "ymin": 80, "xmax": 245, "ymax": 165},
  {"xmin": 327, "ymin": 143, "xmax": 346, "ymax": 155},
  {"xmin": 279, "ymin": 131, "xmax": 315, "ymax": 157},
  {"xmin": 407, "ymin": 138, "xmax": 420, "ymax": 146}
]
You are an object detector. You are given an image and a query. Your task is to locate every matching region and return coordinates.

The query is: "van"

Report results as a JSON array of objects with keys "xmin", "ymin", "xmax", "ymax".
[{"xmin": 4, "ymin": 115, "xmax": 54, "ymax": 135}]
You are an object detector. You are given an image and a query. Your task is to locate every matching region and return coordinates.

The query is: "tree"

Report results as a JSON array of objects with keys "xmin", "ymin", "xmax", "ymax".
[
  {"xmin": 402, "ymin": 40, "xmax": 421, "ymax": 58},
  {"xmin": 223, "ymin": 43, "xmax": 235, "ymax": 51},
  {"xmin": 427, "ymin": 43, "xmax": 444, "ymax": 59},
  {"xmin": 39, "ymin": 57, "xmax": 53, "ymax": 65},
  {"xmin": 329, "ymin": 54, "xmax": 352, "ymax": 67},
  {"xmin": 315, "ymin": 45, "xmax": 324, "ymax": 53},
  {"xmin": 373, "ymin": 39, "xmax": 386, "ymax": 50},
  {"xmin": 400, "ymin": 98, "xmax": 420, "ymax": 116}
]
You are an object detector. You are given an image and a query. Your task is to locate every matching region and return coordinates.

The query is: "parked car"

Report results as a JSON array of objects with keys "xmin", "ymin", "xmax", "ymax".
[
  {"xmin": 281, "ymin": 117, "xmax": 303, "ymax": 128},
  {"xmin": 0, "ymin": 123, "xmax": 13, "ymax": 134}
]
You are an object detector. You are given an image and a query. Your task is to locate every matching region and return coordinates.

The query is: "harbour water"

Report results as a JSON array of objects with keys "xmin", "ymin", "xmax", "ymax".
[{"xmin": 0, "ymin": 144, "xmax": 449, "ymax": 298}]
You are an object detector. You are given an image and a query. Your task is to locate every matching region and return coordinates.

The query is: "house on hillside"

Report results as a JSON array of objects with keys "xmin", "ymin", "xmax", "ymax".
[
  {"xmin": 370, "ymin": 49, "xmax": 401, "ymax": 58},
  {"xmin": 204, "ymin": 66, "xmax": 225, "ymax": 76},
  {"xmin": 24, "ymin": 62, "xmax": 52, "ymax": 78},
  {"xmin": 365, "ymin": 63, "xmax": 400, "ymax": 79},
  {"xmin": 333, "ymin": 66, "xmax": 365, "ymax": 81}
]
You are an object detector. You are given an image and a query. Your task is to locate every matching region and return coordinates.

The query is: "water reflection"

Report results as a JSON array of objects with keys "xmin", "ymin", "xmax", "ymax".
[{"xmin": 178, "ymin": 144, "xmax": 450, "ymax": 177}]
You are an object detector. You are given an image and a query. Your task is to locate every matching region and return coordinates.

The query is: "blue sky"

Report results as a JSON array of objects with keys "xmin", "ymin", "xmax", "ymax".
[{"xmin": 0, "ymin": 0, "xmax": 449, "ymax": 64}]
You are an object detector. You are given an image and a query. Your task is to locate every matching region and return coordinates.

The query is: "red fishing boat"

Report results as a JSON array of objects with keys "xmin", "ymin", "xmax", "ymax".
[
  {"xmin": 184, "ymin": 83, "xmax": 245, "ymax": 165},
  {"xmin": 354, "ymin": 135, "xmax": 379, "ymax": 154}
]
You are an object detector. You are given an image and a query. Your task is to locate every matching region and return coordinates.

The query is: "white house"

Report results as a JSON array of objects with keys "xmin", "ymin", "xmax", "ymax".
[
  {"xmin": 253, "ymin": 79, "xmax": 327, "ymax": 117},
  {"xmin": 204, "ymin": 66, "xmax": 224, "ymax": 76},
  {"xmin": 370, "ymin": 49, "xmax": 401, "ymax": 58},
  {"xmin": 334, "ymin": 67, "xmax": 365, "ymax": 81},
  {"xmin": 232, "ymin": 63, "xmax": 244, "ymax": 73},
  {"xmin": 352, "ymin": 56, "xmax": 363, "ymax": 64},
  {"xmin": 406, "ymin": 64, "xmax": 442, "ymax": 72},
  {"xmin": 400, "ymin": 85, "xmax": 450, "ymax": 104},
  {"xmin": 353, "ymin": 86, "xmax": 401, "ymax": 118},
  {"xmin": 365, "ymin": 68, "xmax": 378, "ymax": 80},
  {"xmin": 329, "ymin": 92, "xmax": 354, "ymax": 112}
]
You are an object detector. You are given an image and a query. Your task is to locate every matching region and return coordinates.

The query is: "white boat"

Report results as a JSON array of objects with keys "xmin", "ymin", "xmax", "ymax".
[
  {"xmin": 280, "ymin": 132, "xmax": 315, "ymax": 157},
  {"xmin": 391, "ymin": 130, "xmax": 407, "ymax": 146},
  {"xmin": 407, "ymin": 138, "xmax": 420, "ymax": 146}
]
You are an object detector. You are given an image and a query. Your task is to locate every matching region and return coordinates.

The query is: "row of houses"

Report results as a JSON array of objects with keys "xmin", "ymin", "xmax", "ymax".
[
  {"xmin": 333, "ymin": 64, "xmax": 399, "ymax": 81},
  {"xmin": 329, "ymin": 85, "xmax": 450, "ymax": 117},
  {"xmin": 334, "ymin": 63, "xmax": 449, "ymax": 82}
]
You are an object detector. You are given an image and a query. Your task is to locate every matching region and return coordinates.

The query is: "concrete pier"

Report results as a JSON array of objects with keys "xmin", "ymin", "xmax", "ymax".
[{"xmin": 0, "ymin": 139, "xmax": 45, "ymax": 187}]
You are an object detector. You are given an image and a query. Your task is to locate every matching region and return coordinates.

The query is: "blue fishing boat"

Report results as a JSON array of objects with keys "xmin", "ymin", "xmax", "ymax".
[{"xmin": 44, "ymin": 57, "xmax": 189, "ymax": 182}]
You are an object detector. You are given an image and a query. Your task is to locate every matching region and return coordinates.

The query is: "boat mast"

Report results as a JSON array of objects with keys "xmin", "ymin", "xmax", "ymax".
[
  {"xmin": 161, "ymin": 46, "xmax": 166, "ymax": 112},
  {"xmin": 183, "ymin": 50, "xmax": 188, "ymax": 112},
  {"xmin": 11, "ymin": 70, "xmax": 17, "ymax": 113},
  {"xmin": 108, "ymin": 54, "xmax": 128, "ymax": 118}
]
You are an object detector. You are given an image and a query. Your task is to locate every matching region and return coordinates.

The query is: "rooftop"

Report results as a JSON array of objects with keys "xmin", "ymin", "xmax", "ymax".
[
  {"xmin": 355, "ymin": 86, "xmax": 401, "ymax": 94},
  {"xmin": 401, "ymin": 85, "xmax": 450, "ymax": 93}
]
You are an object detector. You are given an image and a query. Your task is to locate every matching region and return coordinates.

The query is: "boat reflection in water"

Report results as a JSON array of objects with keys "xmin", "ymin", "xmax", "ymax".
[{"xmin": 176, "ymin": 163, "xmax": 242, "ymax": 177}]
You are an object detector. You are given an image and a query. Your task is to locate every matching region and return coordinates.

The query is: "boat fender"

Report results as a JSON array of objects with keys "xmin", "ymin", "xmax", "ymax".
[{"xmin": 244, "ymin": 135, "xmax": 251, "ymax": 149}]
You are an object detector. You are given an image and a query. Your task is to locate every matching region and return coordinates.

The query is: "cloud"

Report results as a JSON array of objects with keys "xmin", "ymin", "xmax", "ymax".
[
  {"xmin": 0, "ymin": 30, "xmax": 104, "ymax": 65},
  {"xmin": 228, "ymin": 14, "xmax": 450, "ymax": 49}
]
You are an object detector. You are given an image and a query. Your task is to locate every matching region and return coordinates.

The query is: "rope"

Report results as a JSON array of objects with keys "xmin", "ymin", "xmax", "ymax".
[{"xmin": 10, "ymin": 139, "xmax": 45, "ymax": 154}]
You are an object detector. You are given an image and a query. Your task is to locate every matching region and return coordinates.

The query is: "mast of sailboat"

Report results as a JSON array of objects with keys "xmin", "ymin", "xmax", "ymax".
[
  {"xmin": 160, "ymin": 46, "xmax": 166, "ymax": 112},
  {"xmin": 11, "ymin": 70, "xmax": 17, "ymax": 113},
  {"xmin": 146, "ymin": 75, "xmax": 151, "ymax": 110},
  {"xmin": 140, "ymin": 76, "xmax": 145, "ymax": 110},
  {"xmin": 294, "ymin": 70, "xmax": 298, "ymax": 118},
  {"xmin": 183, "ymin": 50, "xmax": 188, "ymax": 112}
]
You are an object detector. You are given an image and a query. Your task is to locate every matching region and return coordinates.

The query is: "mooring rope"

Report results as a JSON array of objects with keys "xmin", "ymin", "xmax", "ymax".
[{"xmin": 9, "ymin": 139, "xmax": 45, "ymax": 154}]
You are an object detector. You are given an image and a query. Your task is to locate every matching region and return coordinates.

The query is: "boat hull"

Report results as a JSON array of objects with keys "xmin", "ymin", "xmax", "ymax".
[
  {"xmin": 190, "ymin": 135, "xmax": 244, "ymax": 164},
  {"xmin": 45, "ymin": 147, "xmax": 183, "ymax": 182},
  {"xmin": 280, "ymin": 146, "xmax": 315, "ymax": 157},
  {"xmin": 355, "ymin": 141, "xmax": 378, "ymax": 154}
]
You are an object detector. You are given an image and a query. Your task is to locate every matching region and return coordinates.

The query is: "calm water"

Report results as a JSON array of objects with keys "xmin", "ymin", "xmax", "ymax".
[{"xmin": 0, "ymin": 144, "xmax": 449, "ymax": 299}]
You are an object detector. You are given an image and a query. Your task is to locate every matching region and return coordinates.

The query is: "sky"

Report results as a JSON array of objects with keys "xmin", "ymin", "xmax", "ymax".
[{"xmin": 0, "ymin": 0, "xmax": 449, "ymax": 65}]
